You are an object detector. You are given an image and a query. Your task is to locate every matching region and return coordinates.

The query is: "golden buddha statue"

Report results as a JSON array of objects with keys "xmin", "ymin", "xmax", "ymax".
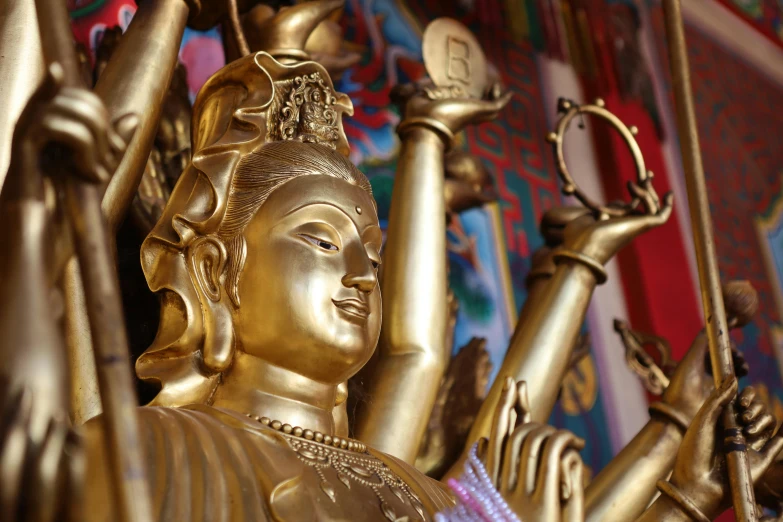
[
  {"xmin": 70, "ymin": 49, "xmax": 588, "ymax": 522},
  {"xmin": 2, "ymin": 2, "xmax": 783, "ymax": 522}
]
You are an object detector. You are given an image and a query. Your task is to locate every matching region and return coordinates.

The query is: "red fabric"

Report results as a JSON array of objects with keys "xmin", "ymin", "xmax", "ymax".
[{"xmin": 578, "ymin": 3, "xmax": 702, "ymax": 360}]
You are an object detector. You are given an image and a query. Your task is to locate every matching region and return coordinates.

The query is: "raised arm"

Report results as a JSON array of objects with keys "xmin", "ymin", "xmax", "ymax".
[
  {"xmin": 636, "ymin": 378, "xmax": 783, "ymax": 522},
  {"xmin": 586, "ymin": 283, "xmax": 762, "ymax": 521},
  {"xmin": 585, "ymin": 331, "xmax": 713, "ymax": 521},
  {"xmin": 463, "ymin": 196, "xmax": 674, "ymax": 453},
  {"xmin": 353, "ymin": 84, "xmax": 511, "ymax": 463},
  {"xmin": 94, "ymin": 0, "xmax": 190, "ymax": 232}
]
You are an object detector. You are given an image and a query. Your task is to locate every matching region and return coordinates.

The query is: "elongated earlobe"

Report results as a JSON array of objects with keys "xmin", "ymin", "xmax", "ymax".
[{"xmin": 188, "ymin": 236, "xmax": 234, "ymax": 373}]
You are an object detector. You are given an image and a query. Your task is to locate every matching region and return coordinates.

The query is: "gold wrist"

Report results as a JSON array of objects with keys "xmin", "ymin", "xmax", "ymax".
[
  {"xmin": 656, "ymin": 480, "xmax": 710, "ymax": 522},
  {"xmin": 552, "ymin": 249, "xmax": 608, "ymax": 284},
  {"xmin": 649, "ymin": 402, "xmax": 691, "ymax": 433},
  {"xmin": 396, "ymin": 117, "xmax": 454, "ymax": 147}
]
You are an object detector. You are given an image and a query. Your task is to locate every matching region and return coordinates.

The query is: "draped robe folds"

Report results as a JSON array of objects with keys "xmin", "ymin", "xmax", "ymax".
[{"xmin": 82, "ymin": 405, "xmax": 455, "ymax": 521}]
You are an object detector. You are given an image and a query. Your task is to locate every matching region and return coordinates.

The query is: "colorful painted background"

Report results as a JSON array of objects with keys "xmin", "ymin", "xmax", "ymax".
[{"xmin": 69, "ymin": 0, "xmax": 783, "ymax": 477}]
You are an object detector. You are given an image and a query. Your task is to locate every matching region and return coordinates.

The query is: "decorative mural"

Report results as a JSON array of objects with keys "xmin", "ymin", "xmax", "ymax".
[
  {"xmin": 340, "ymin": 0, "xmax": 613, "ymax": 473},
  {"xmin": 651, "ymin": 4, "xmax": 783, "ymax": 415}
]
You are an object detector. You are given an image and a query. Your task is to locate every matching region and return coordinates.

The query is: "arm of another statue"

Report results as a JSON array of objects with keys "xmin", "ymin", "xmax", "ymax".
[
  {"xmin": 353, "ymin": 84, "xmax": 511, "ymax": 464},
  {"xmin": 585, "ymin": 331, "xmax": 713, "ymax": 522},
  {"xmin": 636, "ymin": 378, "xmax": 783, "ymax": 522},
  {"xmin": 456, "ymin": 197, "xmax": 674, "ymax": 471}
]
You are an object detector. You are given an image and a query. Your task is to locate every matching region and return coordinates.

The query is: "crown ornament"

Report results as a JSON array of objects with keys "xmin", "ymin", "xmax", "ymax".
[{"xmin": 269, "ymin": 71, "xmax": 341, "ymax": 149}]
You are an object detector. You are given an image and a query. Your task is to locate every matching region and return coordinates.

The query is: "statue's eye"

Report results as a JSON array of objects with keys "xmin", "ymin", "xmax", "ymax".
[{"xmin": 300, "ymin": 234, "xmax": 339, "ymax": 252}]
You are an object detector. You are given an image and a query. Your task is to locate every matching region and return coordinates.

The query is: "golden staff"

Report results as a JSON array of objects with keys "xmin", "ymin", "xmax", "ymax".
[
  {"xmin": 32, "ymin": 1, "xmax": 153, "ymax": 521},
  {"xmin": 661, "ymin": 0, "xmax": 757, "ymax": 519}
]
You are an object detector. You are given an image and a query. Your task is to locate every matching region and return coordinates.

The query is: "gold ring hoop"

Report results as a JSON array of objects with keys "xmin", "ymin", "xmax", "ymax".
[{"xmin": 546, "ymin": 98, "xmax": 660, "ymax": 219}]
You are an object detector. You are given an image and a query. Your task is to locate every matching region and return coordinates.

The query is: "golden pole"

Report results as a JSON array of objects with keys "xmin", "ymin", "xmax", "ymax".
[
  {"xmin": 33, "ymin": 0, "xmax": 153, "ymax": 521},
  {"xmin": 661, "ymin": 1, "xmax": 757, "ymax": 520}
]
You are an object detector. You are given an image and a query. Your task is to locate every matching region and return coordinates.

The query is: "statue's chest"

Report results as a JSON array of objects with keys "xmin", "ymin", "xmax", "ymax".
[{"xmin": 280, "ymin": 436, "xmax": 431, "ymax": 522}]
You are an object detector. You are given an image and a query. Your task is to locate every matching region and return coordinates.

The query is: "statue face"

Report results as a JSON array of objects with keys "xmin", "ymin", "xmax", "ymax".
[{"xmin": 234, "ymin": 175, "xmax": 382, "ymax": 384}]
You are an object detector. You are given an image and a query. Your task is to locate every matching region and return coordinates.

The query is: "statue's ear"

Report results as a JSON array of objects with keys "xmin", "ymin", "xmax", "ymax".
[
  {"xmin": 187, "ymin": 236, "xmax": 234, "ymax": 373},
  {"xmin": 189, "ymin": 236, "xmax": 228, "ymax": 303}
]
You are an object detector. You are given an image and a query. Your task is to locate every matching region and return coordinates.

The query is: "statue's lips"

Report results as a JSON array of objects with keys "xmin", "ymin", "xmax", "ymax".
[{"xmin": 332, "ymin": 298, "xmax": 369, "ymax": 320}]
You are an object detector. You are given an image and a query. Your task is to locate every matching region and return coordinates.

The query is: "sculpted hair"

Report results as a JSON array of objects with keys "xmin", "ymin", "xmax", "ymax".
[{"xmin": 218, "ymin": 140, "xmax": 373, "ymax": 306}]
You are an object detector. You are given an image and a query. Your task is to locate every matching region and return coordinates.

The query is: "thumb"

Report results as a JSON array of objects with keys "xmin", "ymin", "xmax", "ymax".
[
  {"xmin": 515, "ymin": 381, "xmax": 532, "ymax": 424},
  {"xmin": 699, "ymin": 377, "xmax": 738, "ymax": 429},
  {"xmin": 690, "ymin": 377, "xmax": 737, "ymax": 461},
  {"xmin": 33, "ymin": 63, "xmax": 65, "ymax": 106},
  {"xmin": 479, "ymin": 91, "xmax": 513, "ymax": 117}
]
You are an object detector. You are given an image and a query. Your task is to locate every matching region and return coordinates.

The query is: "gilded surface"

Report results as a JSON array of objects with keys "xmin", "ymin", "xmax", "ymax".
[{"xmin": 2, "ymin": 2, "xmax": 783, "ymax": 522}]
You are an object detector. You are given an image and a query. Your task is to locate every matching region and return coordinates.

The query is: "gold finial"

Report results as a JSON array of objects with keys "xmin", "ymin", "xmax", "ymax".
[{"xmin": 245, "ymin": 0, "xmax": 346, "ymax": 63}]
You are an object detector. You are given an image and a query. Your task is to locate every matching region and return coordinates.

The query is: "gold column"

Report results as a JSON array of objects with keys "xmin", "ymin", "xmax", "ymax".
[
  {"xmin": 0, "ymin": 0, "xmax": 44, "ymax": 186},
  {"xmin": 96, "ymin": 0, "xmax": 189, "ymax": 233},
  {"xmin": 661, "ymin": 0, "xmax": 756, "ymax": 519},
  {"xmin": 66, "ymin": 0, "xmax": 190, "ymax": 424},
  {"xmin": 354, "ymin": 127, "xmax": 448, "ymax": 463},
  {"xmin": 34, "ymin": 0, "xmax": 154, "ymax": 519}
]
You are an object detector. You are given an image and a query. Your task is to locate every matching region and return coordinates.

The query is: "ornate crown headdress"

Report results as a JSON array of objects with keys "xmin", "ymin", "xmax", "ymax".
[{"xmin": 138, "ymin": 51, "xmax": 355, "ymax": 406}]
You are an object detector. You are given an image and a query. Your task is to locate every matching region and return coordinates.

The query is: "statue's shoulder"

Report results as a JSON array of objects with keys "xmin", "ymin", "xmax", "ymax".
[{"xmin": 81, "ymin": 405, "xmax": 307, "ymax": 522}]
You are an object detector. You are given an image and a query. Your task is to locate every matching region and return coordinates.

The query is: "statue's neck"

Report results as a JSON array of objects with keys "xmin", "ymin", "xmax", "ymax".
[{"xmin": 211, "ymin": 351, "xmax": 338, "ymax": 435}]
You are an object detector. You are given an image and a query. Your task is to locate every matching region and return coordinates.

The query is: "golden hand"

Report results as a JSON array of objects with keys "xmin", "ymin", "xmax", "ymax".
[
  {"xmin": 737, "ymin": 386, "xmax": 778, "ymax": 451},
  {"xmin": 561, "ymin": 192, "xmax": 673, "ymax": 266},
  {"xmin": 661, "ymin": 331, "xmax": 748, "ymax": 422},
  {"xmin": 482, "ymin": 377, "xmax": 585, "ymax": 521},
  {"xmin": 14, "ymin": 64, "xmax": 137, "ymax": 185},
  {"xmin": 666, "ymin": 378, "xmax": 783, "ymax": 520},
  {"xmin": 540, "ymin": 206, "xmax": 594, "ymax": 247},
  {"xmin": 395, "ymin": 82, "xmax": 513, "ymax": 140}
]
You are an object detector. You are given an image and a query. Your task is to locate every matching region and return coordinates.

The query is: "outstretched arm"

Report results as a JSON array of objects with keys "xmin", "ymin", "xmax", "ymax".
[
  {"xmin": 587, "ymin": 283, "xmax": 763, "ymax": 522},
  {"xmin": 636, "ymin": 379, "xmax": 783, "ymax": 522},
  {"xmin": 462, "ymin": 196, "xmax": 674, "ymax": 455},
  {"xmin": 353, "ymin": 84, "xmax": 511, "ymax": 463},
  {"xmin": 94, "ymin": 0, "xmax": 189, "ymax": 233}
]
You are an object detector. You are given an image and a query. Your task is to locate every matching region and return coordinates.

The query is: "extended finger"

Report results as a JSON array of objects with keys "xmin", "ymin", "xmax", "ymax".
[
  {"xmin": 519, "ymin": 425, "xmax": 557, "ymax": 494},
  {"xmin": 747, "ymin": 414, "xmax": 776, "ymax": 451},
  {"xmin": 535, "ymin": 430, "xmax": 584, "ymax": 506},
  {"xmin": 25, "ymin": 63, "xmax": 65, "ymax": 111},
  {"xmin": 739, "ymin": 386, "xmax": 757, "ymax": 409},
  {"xmin": 515, "ymin": 381, "xmax": 532, "ymax": 425},
  {"xmin": 487, "ymin": 377, "xmax": 517, "ymax": 486},
  {"xmin": 742, "ymin": 400, "xmax": 765, "ymax": 424},
  {"xmin": 562, "ymin": 450, "xmax": 585, "ymax": 522},
  {"xmin": 461, "ymin": 91, "xmax": 514, "ymax": 124},
  {"xmin": 691, "ymin": 377, "xmax": 738, "ymax": 465},
  {"xmin": 500, "ymin": 422, "xmax": 539, "ymax": 493},
  {"xmin": 747, "ymin": 413, "xmax": 775, "ymax": 438}
]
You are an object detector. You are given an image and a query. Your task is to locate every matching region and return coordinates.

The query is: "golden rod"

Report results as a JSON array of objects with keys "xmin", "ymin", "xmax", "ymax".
[
  {"xmin": 661, "ymin": 0, "xmax": 757, "ymax": 520},
  {"xmin": 32, "ymin": 0, "xmax": 153, "ymax": 521}
]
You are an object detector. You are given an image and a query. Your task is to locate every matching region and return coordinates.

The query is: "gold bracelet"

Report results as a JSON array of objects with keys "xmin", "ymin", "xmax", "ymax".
[
  {"xmin": 551, "ymin": 249, "xmax": 608, "ymax": 284},
  {"xmin": 649, "ymin": 402, "xmax": 691, "ymax": 433},
  {"xmin": 656, "ymin": 480, "xmax": 710, "ymax": 522},
  {"xmin": 396, "ymin": 117, "xmax": 455, "ymax": 146}
]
